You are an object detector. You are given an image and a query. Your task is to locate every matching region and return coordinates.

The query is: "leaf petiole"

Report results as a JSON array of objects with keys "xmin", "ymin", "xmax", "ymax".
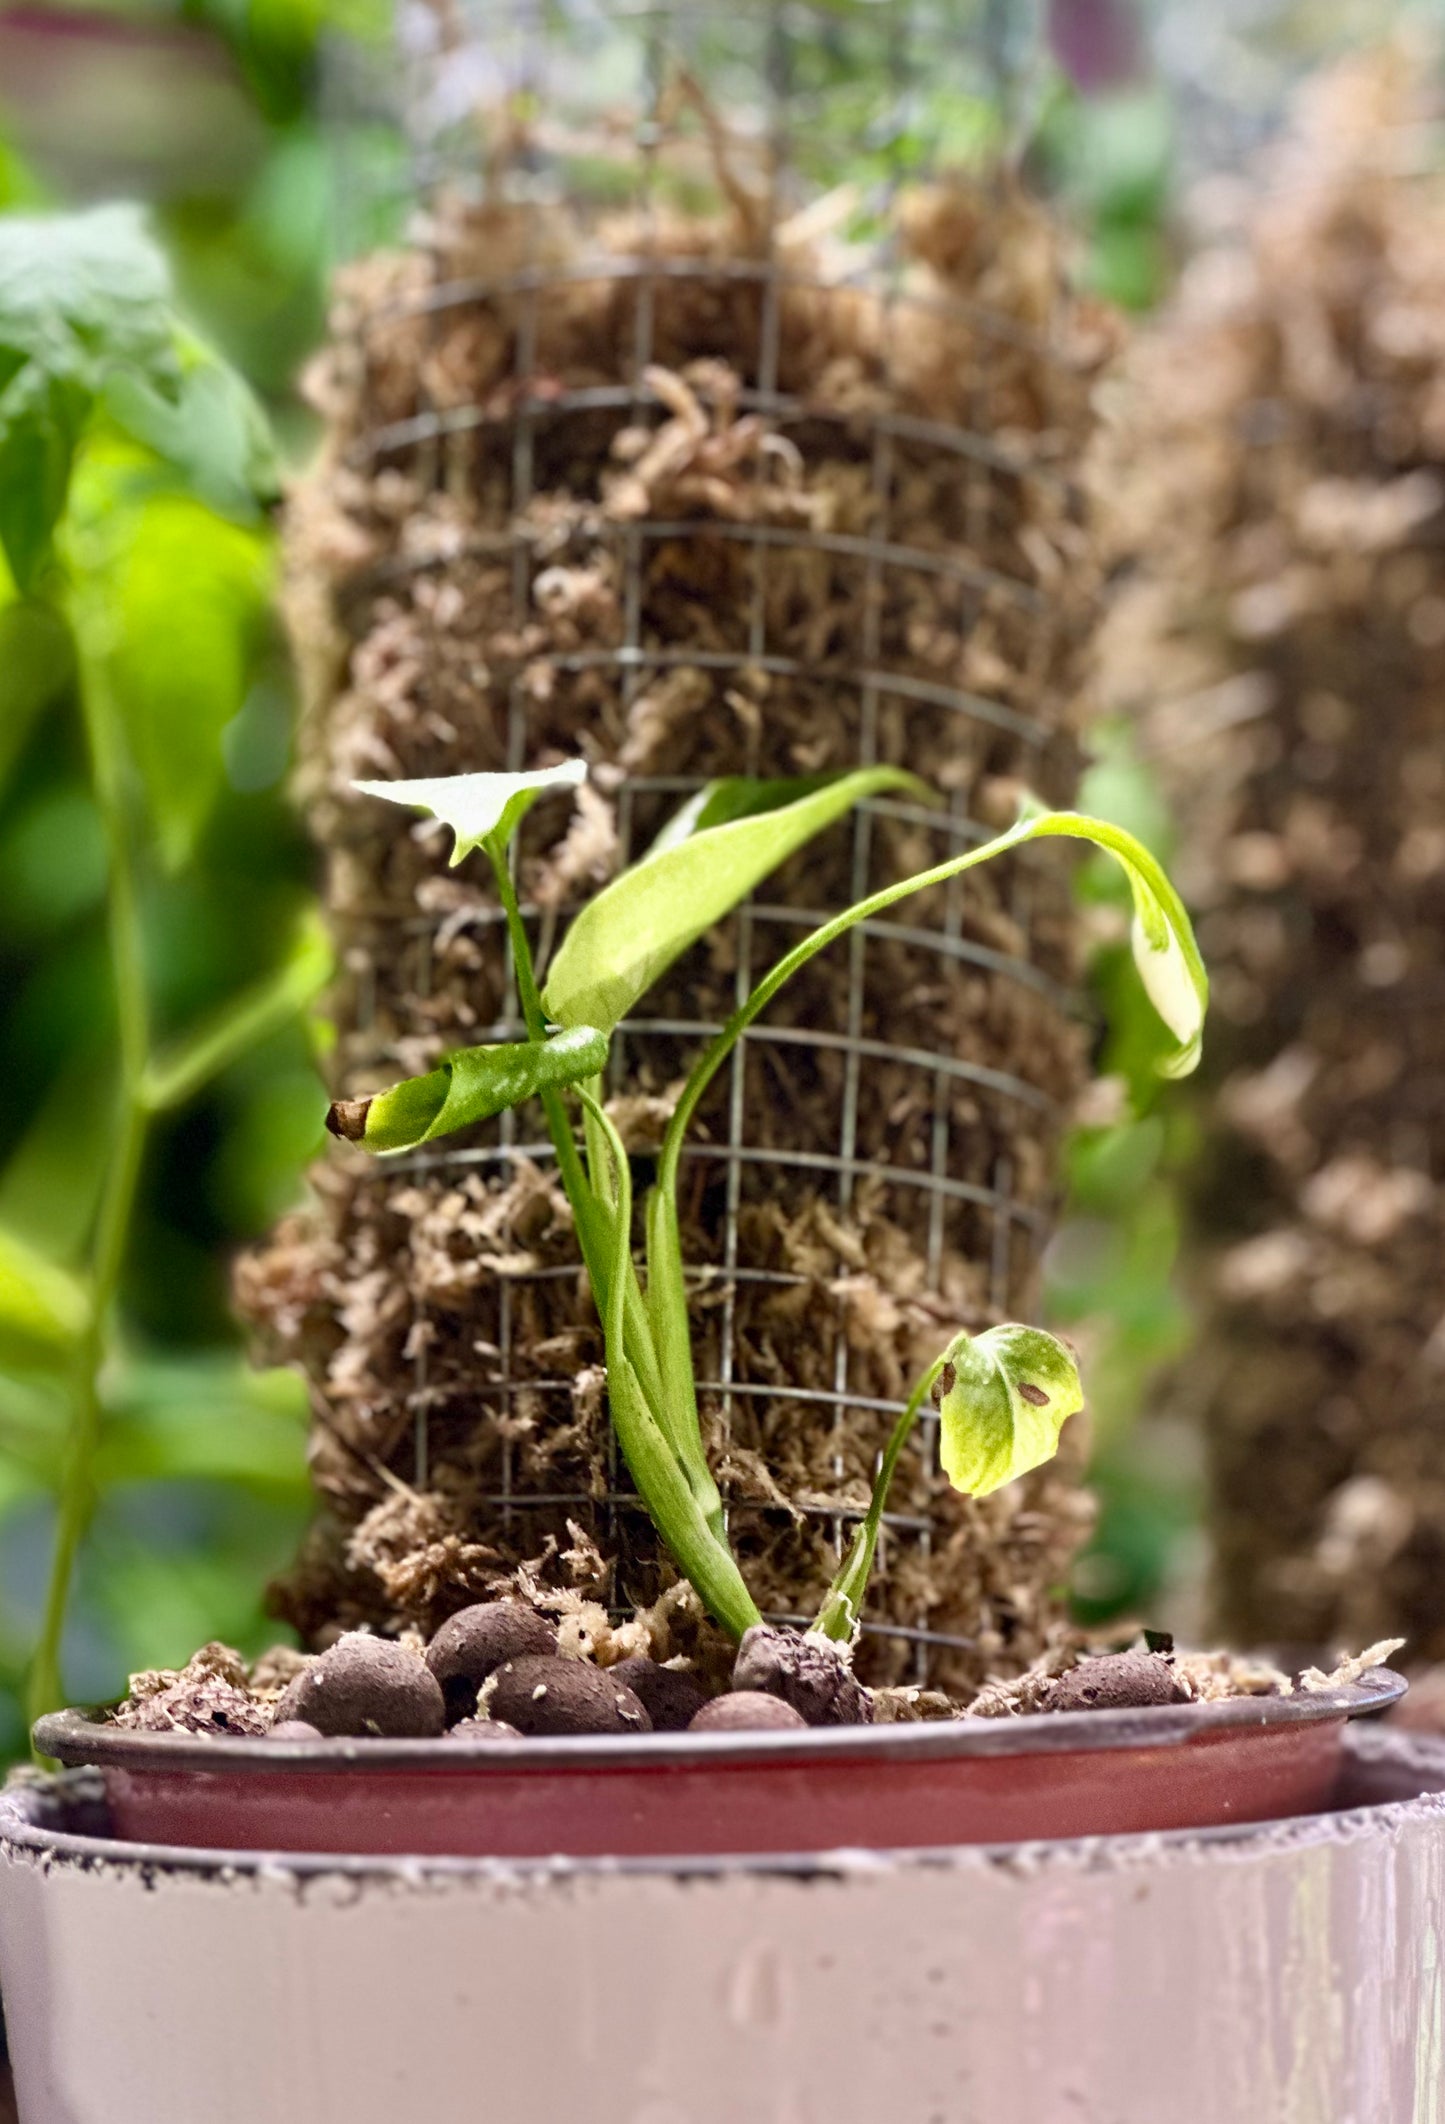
[{"xmin": 814, "ymin": 1350, "xmax": 950, "ymax": 1643}]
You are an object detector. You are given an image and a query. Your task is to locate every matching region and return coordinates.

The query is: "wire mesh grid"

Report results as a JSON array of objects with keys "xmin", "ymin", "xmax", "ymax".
[{"xmin": 304, "ymin": 0, "xmax": 1093, "ymax": 1687}]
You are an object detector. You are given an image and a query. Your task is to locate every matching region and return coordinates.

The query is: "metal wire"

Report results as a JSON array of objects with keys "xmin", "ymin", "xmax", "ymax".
[{"xmin": 338, "ymin": 0, "xmax": 1074, "ymax": 1679}]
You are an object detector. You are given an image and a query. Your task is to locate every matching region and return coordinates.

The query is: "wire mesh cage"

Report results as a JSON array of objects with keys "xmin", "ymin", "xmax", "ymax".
[{"xmin": 246, "ymin": 0, "xmax": 1108, "ymax": 1692}]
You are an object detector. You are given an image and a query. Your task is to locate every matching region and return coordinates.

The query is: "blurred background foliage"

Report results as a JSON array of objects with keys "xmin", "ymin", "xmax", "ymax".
[{"xmin": 0, "ymin": 0, "xmax": 1433, "ymax": 1757}]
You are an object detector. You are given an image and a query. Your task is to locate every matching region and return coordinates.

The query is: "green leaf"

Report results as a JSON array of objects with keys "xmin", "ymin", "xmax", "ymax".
[
  {"xmin": 338, "ymin": 1025, "xmax": 610, "ymax": 1153},
  {"xmin": 103, "ymin": 338, "xmax": 281, "ymax": 523},
  {"xmin": 93, "ymin": 1359, "xmax": 309, "ymax": 1497},
  {"xmin": 354, "ymin": 761, "xmax": 586, "ymax": 866},
  {"xmin": 1015, "ymin": 808, "xmax": 1207, "ymax": 1078},
  {"xmin": 544, "ymin": 765, "xmax": 928, "ymax": 1033},
  {"xmin": 103, "ymin": 493, "xmax": 274, "ymax": 870},
  {"xmin": 0, "ymin": 205, "xmax": 179, "ymax": 589},
  {"xmin": 935, "ymin": 1325, "xmax": 1084, "ymax": 1497},
  {"xmin": 0, "ymin": 1225, "xmax": 88, "ymax": 1365},
  {"xmin": 0, "ymin": 598, "xmax": 75, "ymax": 794}
]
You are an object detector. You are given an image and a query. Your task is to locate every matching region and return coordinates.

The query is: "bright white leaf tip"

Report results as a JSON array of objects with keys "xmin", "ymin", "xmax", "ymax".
[
  {"xmin": 935, "ymin": 1324, "xmax": 1084, "ymax": 1498},
  {"xmin": 353, "ymin": 761, "xmax": 586, "ymax": 865}
]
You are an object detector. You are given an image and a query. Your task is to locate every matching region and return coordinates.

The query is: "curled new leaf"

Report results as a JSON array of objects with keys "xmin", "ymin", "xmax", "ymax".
[
  {"xmin": 544, "ymin": 765, "xmax": 929, "ymax": 1033},
  {"xmin": 329, "ymin": 1025, "xmax": 609, "ymax": 1154},
  {"xmin": 935, "ymin": 1324, "xmax": 1084, "ymax": 1497},
  {"xmin": 353, "ymin": 761, "xmax": 586, "ymax": 866},
  {"xmin": 1013, "ymin": 809, "xmax": 1208, "ymax": 1078}
]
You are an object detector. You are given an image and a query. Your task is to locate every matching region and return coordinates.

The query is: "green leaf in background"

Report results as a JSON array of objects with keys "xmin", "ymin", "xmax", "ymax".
[
  {"xmin": 935, "ymin": 1324, "xmax": 1085, "ymax": 1496},
  {"xmin": 544, "ymin": 766, "xmax": 928, "ymax": 1033},
  {"xmin": 0, "ymin": 1225, "xmax": 88, "ymax": 1365},
  {"xmin": 354, "ymin": 761, "xmax": 587, "ymax": 866},
  {"xmin": 0, "ymin": 205, "xmax": 179, "ymax": 589},
  {"xmin": 104, "ymin": 491, "xmax": 273, "ymax": 870},
  {"xmin": 336, "ymin": 1024, "xmax": 610, "ymax": 1153},
  {"xmin": 104, "ymin": 333, "xmax": 281, "ymax": 524},
  {"xmin": 92, "ymin": 1358, "xmax": 309, "ymax": 1495},
  {"xmin": 0, "ymin": 599, "xmax": 74, "ymax": 794}
]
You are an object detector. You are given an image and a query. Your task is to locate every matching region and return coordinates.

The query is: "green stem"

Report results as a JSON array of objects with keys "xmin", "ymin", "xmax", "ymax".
[
  {"xmin": 483, "ymin": 843, "xmax": 670, "ymax": 1427},
  {"xmin": 815, "ymin": 1349, "xmax": 952, "ymax": 1643},
  {"xmin": 644, "ymin": 1180, "xmax": 724, "ymax": 1538},
  {"xmin": 29, "ymin": 609, "xmax": 151, "ymax": 1727},
  {"xmin": 580, "ymin": 1092, "xmax": 759, "ymax": 1637}
]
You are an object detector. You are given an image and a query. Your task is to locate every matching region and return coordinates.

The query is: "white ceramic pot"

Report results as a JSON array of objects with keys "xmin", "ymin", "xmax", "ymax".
[{"xmin": 2, "ymin": 1726, "xmax": 1443, "ymax": 2124}]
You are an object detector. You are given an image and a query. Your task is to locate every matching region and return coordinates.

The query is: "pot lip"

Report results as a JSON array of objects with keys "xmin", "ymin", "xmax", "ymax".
[
  {"xmin": 33, "ymin": 1667, "xmax": 1405, "ymax": 1775},
  {"xmin": 7, "ymin": 1724, "xmax": 1445, "ymax": 1885}
]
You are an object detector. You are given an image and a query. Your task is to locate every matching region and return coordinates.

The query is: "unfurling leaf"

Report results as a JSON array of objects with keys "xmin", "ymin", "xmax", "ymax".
[
  {"xmin": 544, "ymin": 765, "xmax": 929, "ymax": 1033},
  {"xmin": 330, "ymin": 1025, "xmax": 609, "ymax": 1154},
  {"xmin": 1012, "ymin": 809, "xmax": 1208, "ymax": 1078},
  {"xmin": 935, "ymin": 1324, "xmax": 1084, "ymax": 1497},
  {"xmin": 107, "ymin": 495, "xmax": 273, "ymax": 869},
  {"xmin": 353, "ymin": 761, "xmax": 586, "ymax": 866}
]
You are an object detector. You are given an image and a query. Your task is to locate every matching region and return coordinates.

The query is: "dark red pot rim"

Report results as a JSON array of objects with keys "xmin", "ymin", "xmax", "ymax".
[{"xmin": 35, "ymin": 1668, "xmax": 1406, "ymax": 1776}]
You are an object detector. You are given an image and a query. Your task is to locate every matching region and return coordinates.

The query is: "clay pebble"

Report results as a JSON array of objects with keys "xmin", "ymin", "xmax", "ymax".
[
  {"xmin": 1048, "ymin": 1651, "xmax": 1186, "ymax": 1713},
  {"xmin": 426, "ymin": 1602, "xmax": 558, "ymax": 1723},
  {"xmin": 485, "ymin": 1656, "xmax": 651, "ymax": 1737},
  {"xmin": 607, "ymin": 1658, "xmax": 710, "ymax": 1733},
  {"xmin": 691, "ymin": 1691, "xmax": 808, "ymax": 1733},
  {"xmin": 732, "ymin": 1624, "xmax": 873, "ymax": 1726},
  {"xmin": 274, "ymin": 1633, "xmax": 445, "ymax": 1739},
  {"xmin": 444, "ymin": 1718, "xmax": 523, "ymax": 1742},
  {"xmin": 267, "ymin": 1719, "xmax": 323, "ymax": 1742}
]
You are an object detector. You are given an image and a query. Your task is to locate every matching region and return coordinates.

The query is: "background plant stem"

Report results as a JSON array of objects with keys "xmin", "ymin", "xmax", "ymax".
[{"xmin": 28, "ymin": 608, "xmax": 152, "ymax": 1726}]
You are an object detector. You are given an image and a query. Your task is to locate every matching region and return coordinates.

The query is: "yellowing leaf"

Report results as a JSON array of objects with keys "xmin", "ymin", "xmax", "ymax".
[{"xmin": 935, "ymin": 1324, "xmax": 1084, "ymax": 1496}]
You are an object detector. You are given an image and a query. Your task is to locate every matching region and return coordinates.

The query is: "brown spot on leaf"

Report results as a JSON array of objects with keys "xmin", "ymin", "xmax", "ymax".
[
  {"xmin": 936, "ymin": 1364, "xmax": 957, "ymax": 1401},
  {"xmin": 326, "ymin": 1097, "xmax": 372, "ymax": 1142},
  {"xmin": 1017, "ymin": 1382, "xmax": 1050, "ymax": 1407}
]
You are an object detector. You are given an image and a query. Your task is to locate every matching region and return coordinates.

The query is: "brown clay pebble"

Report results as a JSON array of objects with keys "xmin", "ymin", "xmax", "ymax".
[
  {"xmin": 444, "ymin": 1718, "xmax": 523, "ymax": 1742},
  {"xmin": 267, "ymin": 1720, "xmax": 323, "ymax": 1742},
  {"xmin": 485, "ymin": 1656, "xmax": 651, "ymax": 1737},
  {"xmin": 426, "ymin": 1603, "xmax": 558, "ymax": 1724},
  {"xmin": 1048, "ymin": 1652, "xmax": 1186, "ymax": 1714},
  {"xmin": 731, "ymin": 1624, "xmax": 873, "ymax": 1726},
  {"xmin": 273, "ymin": 1633, "xmax": 445, "ymax": 1739},
  {"xmin": 691, "ymin": 1692, "xmax": 808, "ymax": 1733},
  {"xmin": 607, "ymin": 1658, "xmax": 710, "ymax": 1733}
]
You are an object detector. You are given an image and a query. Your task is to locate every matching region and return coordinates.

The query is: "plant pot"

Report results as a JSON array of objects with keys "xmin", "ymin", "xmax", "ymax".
[
  {"xmin": 34, "ymin": 1670, "xmax": 1403, "ymax": 1861},
  {"xmin": 3, "ymin": 1719, "xmax": 1443, "ymax": 2124}
]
